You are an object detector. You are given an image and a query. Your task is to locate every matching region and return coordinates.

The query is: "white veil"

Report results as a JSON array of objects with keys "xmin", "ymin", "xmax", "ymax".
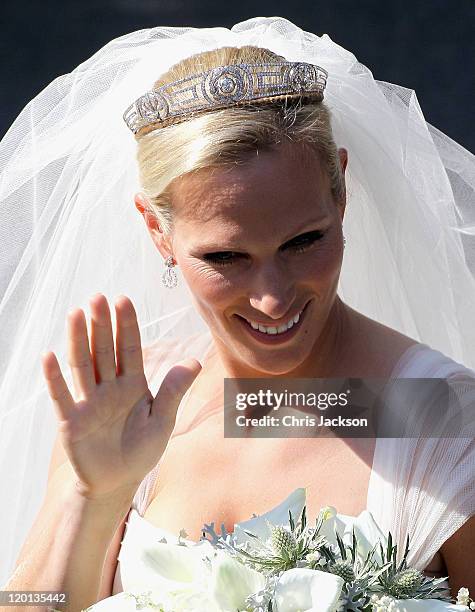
[{"xmin": 1, "ymin": 16, "xmax": 474, "ymax": 584}]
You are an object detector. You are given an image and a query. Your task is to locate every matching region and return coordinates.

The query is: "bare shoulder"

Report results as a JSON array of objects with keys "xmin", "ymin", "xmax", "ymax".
[{"xmin": 440, "ymin": 514, "xmax": 475, "ymax": 593}]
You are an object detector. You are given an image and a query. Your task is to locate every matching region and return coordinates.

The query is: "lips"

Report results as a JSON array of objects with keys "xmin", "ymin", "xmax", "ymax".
[{"xmin": 234, "ymin": 299, "xmax": 311, "ymax": 344}]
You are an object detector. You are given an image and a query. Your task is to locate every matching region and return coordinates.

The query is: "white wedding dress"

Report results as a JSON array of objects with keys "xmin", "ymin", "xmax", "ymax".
[{"xmin": 111, "ymin": 335, "xmax": 475, "ymax": 596}]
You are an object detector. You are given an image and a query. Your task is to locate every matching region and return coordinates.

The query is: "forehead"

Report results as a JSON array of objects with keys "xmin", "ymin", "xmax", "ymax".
[{"xmin": 168, "ymin": 143, "xmax": 334, "ymax": 243}]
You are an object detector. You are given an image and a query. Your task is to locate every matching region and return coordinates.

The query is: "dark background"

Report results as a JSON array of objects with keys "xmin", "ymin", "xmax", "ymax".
[{"xmin": 1, "ymin": 0, "xmax": 474, "ymax": 151}]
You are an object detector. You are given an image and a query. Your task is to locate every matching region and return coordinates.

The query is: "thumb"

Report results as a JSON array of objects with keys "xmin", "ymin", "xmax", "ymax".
[{"xmin": 151, "ymin": 358, "xmax": 202, "ymax": 430}]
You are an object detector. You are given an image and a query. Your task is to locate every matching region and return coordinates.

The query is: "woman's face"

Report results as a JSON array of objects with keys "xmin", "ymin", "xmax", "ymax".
[{"xmin": 139, "ymin": 143, "xmax": 347, "ymax": 376}]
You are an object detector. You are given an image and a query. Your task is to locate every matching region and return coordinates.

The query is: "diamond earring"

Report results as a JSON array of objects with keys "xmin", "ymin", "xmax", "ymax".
[{"xmin": 162, "ymin": 255, "xmax": 178, "ymax": 288}]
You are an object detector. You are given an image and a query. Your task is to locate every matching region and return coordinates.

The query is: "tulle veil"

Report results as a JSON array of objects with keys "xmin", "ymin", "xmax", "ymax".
[{"xmin": 0, "ymin": 16, "xmax": 474, "ymax": 583}]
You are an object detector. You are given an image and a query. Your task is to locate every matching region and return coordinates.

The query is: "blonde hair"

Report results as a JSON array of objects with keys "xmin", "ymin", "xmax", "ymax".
[{"xmin": 136, "ymin": 46, "xmax": 344, "ymax": 234}]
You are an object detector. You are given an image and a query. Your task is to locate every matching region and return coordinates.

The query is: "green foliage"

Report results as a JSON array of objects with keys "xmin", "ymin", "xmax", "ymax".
[{"xmin": 375, "ymin": 532, "xmax": 451, "ymax": 602}]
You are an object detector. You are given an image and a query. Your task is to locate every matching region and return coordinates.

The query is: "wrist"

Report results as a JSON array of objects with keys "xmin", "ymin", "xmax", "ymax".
[
  {"xmin": 73, "ymin": 478, "xmax": 141, "ymax": 504},
  {"xmin": 56, "ymin": 480, "xmax": 136, "ymax": 541}
]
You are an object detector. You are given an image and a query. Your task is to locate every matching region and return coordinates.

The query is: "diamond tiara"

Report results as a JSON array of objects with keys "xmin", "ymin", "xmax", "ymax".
[{"xmin": 123, "ymin": 61, "xmax": 328, "ymax": 135}]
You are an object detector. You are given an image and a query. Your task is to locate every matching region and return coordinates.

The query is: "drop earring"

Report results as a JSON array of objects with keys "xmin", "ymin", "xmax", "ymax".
[{"xmin": 162, "ymin": 255, "xmax": 178, "ymax": 288}]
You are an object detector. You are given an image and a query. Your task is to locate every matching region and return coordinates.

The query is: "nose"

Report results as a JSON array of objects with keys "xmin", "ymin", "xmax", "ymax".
[{"xmin": 248, "ymin": 263, "xmax": 296, "ymax": 320}]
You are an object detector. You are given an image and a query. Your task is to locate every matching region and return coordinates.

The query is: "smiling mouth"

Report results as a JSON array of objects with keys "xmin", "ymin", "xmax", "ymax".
[{"xmin": 234, "ymin": 299, "xmax": 311, "ymax": 342}]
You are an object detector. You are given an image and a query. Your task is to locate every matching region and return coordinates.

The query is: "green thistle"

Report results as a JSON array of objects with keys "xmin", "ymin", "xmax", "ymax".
[
  {"xmin": 376, "ymin": 533, "xmax": 451, "ymax": 602},
  {"xmin": 388, "ymin": 568, "xmax": 424, "ymax": 598},
  {"xmin": 328, "ymin": 560, "xmax": 356, "ymax": 583},
  {"xmin": 270, "ymin": 524, "xmax": 297, "ymax": 555}
]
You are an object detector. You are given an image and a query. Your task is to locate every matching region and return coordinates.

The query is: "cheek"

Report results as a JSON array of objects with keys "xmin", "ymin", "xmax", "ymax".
[
  {"xmin": 299, "ymin": 242, "xmax": 342, "ymax": 286},
  {"xmin": 180, "ymin": 258, "xmax": 241, "ymax": 307}
]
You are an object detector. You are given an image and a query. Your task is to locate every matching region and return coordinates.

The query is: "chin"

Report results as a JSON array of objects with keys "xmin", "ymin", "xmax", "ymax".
[
  {"xmin": 231, "ymin": 341, "xmax": 312, "ymax": 376},
  {"xmin": 247, "ymin": 361, "xmax": 305, "ymax": 376}
]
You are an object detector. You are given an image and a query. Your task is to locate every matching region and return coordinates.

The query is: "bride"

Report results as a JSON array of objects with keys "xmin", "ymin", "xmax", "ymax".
[{"xmin": 0, "ymin": 17, "xmax": 474, "ymax": 611}]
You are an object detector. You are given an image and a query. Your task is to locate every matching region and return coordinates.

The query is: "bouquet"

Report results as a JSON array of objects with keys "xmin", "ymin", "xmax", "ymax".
[{"xmin": 81, "ymin": 489, "xmax": 473, "ymax": 612}]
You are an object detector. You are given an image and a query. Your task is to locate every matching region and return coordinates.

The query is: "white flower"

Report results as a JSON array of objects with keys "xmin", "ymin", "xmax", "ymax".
[
  {"xmin": 273, "ymin": 567, "xmax": 344, "ymax": 612},
  {"xmin": 232, "ymin": 488, "xmax": 306, "ymax": 551},
  {"xmin": 133, "ymin": 537, "xmax": 214, "ymax": 592},
  {"xmin": 82, "ymin": 490, "xmax": 472, "ymax": 612},
  {"xmin": 161, "ymin": 588, "xmax": 218, "ymax": 611},
  {"xmin": 318, "ymin": 506, "xmax": 337, "ymax": 522},
  {"xmin": 305, "ymin": 551, "xmax": 321, "ymax": 564},
  {"xmin": 328, "ymin": 508, "xmax": 388, "ymax": 564},
  {"xmin": 314, "ymin": 506, "xmax": 346, "ymax": 549},
  {"xmin": 350, "ymin": 510, "xmax": 388, "ymax": 562},
  {"xmin": 210, "ymin": 550, "xmax": 266, "ymax": 611},
  {"xmin": 81, "ymin": 591, "xmax": 139, "ymax": 611},
  {"xmin": 371, "ymin": 594, "xmax": 472, "ymax": 611},
  {"xmin": 371, "ymin": 595, "xmax": 397, "ymax": 612},
  {"xmin": 232, "ymin": 489, "xmax": 387, "ymax": 566},
  {"xmin": 457, "ymin": 588, "xmax": 471, "ymax": 606}
]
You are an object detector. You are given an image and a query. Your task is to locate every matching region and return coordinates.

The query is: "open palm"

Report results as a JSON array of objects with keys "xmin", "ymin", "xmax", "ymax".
[{"xmin": 41, "ymin": 293, "xmax": 201, "ymax": 499}]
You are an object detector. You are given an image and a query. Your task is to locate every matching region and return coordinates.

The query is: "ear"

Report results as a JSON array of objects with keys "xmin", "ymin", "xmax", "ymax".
[
  {"xmin": 134, "ymin": 193, "xmax": 174, "ymax": 260},
  {"xmin": 338, "ymin": 147, "xmax": 348, "ymax": 174},
  {"xmin": 337, "ymin": 147, "xmax": 348, "ymax": 221}
]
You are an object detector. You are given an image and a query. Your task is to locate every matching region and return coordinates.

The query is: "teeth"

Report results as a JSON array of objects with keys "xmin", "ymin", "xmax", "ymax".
[{"xmin": 245, "ymin": 306, "xmax": 304, "ymax": 335}]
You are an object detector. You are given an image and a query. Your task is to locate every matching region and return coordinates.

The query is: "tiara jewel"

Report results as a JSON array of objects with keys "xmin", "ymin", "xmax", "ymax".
[{"xmin": 123, "ymin": 61, "xmax": 328, "ymax": 134}]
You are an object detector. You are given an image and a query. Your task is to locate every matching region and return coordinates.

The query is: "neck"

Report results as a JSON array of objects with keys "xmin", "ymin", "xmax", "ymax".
[
  {"xmin": 302, "ymin": 295, "xmax": 354, "ymax": 377},
  {"xmin": 206, "ymin": 295, "xmax": 356, "ymax": 379}
]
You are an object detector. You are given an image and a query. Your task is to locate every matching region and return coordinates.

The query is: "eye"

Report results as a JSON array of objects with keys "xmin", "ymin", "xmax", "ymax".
[
  {"xmin": 284, "ymin": 230, "xmax": 325, "ymax": 253},
  {"xmin": 202, "ymin": 231, "xmax": 325, "ymax": 267},
  {"xmin": 203, "ymin": 251, "xmax": 242, "ymax": 266}
]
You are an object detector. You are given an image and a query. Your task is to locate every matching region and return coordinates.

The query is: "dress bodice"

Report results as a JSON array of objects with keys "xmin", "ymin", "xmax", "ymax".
[{"xmin": 111, "ymin": 340, "xmax": 475, "ymax": 596}]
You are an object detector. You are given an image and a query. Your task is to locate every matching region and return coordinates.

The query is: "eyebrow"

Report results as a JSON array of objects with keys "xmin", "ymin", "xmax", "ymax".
[
  {"xmin": 192, "ymin": 216, "xmax": 331, "ymax": 251},
  {"xmin": 281, "ymin": 216, "xmax": 330, "ymax": 242}
]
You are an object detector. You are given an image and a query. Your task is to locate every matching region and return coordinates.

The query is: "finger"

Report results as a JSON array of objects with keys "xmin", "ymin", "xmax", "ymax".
[
  {"xmin": 151, "ymin": 358, "xmax": 202, "ymax": 431},
  {"xmin": 114, "ymin": 295, "xmax": 145, "ymax": 378},
  {"xmin": 67, "ymin": 308, "xmax": 96, "ymax": 399},
  {"xmin": 41, "ymin": 351, "xmax": 75, "ymax": 422},
  {"xmin": 89, "ymin": 293, "xmax": 117, "ymax": 384}
]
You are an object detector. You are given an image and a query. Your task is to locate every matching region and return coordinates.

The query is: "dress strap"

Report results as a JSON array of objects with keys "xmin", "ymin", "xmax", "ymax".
[
  {"xmin": 368, "ymin": 342, "xmax": 475, "ymax": 571},
  {"xmin": 131, "ymin": 382, "xmax": 195, "ymax": 516},
  {"xmin": 131, "ymin": 460, "xmax": 162, "ymax": 516},
  {"xmin": 131, "ymin": 331, "xmax": 213, "ymax": 516}
]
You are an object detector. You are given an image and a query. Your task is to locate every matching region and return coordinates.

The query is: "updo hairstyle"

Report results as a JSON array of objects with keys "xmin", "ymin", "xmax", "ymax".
[{"xmin": 135, "ymin": 45, "xmax": 344, "ymax": 233}]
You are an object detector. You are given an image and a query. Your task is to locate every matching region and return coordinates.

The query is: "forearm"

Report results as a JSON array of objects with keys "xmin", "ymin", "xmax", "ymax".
[{"xmin": 2, "ymin": 479, "xmax": 134, "ymax": 612}]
